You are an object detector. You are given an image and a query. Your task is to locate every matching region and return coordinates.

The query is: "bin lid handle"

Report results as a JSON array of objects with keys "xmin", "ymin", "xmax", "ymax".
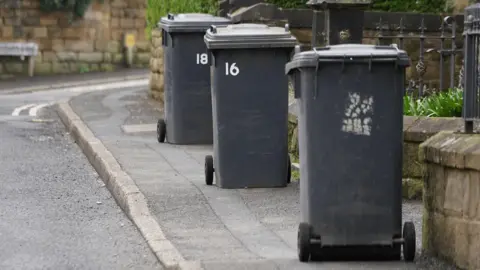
[
  {"xmin": 210, "ymin": 25, "xmax": 217, "ymax": 34},
  {"xmin": 391, "ymin": 43, "xmax": 402, "ymax": 69},
  {"xmin": 167, "ymin": 13, "xmax": 175, "ymax": 20}
]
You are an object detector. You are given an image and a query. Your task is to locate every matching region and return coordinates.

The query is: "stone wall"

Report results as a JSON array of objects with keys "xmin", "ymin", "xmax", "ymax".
[
  {"xmin": 149, "ymin": 29, "xmax": 163, "ymax": 102},
  {"xmin": 402, "ymin": 116, "xmax": 467, "ymax": 199},
  {"xmin": 0, "ymin": 0, "xmax": 150, "ymax": 79},
  {"xmin": 420, "ymin": 131, "xmax": 480, "ymax": 270},
  {"xmin": 287, "ymin": 114, "xmax": 468, "ymax": 200}
]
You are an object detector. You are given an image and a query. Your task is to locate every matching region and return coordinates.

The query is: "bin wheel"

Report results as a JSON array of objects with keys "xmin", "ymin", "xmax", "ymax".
[
  {"xmin": 402, "ymin": 221, "xmax": 416, "ymax": 262},
  {"xmin": 287, "ymin": 155, "xmax": 291, "ymax": 184},
  {"xmin": 157, "ymin": 119, "xmax": 166, "ymax": 143},
  {"xmin": 297, "ymin": 222, "xmax": 311, "ymax": 262},
  {"xmin": 205, "ymin": 155, "xmax": 214, "ymax": 186}
]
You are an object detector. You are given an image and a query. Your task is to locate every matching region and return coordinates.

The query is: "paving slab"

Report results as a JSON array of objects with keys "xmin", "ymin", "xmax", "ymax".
[
  {"xmin": 121, "ymin": 124, "xmax": 157, "ymax": 134},
  {"xmin": 68, "ymin": 86, "xmax": 456, "ymax": 270}
]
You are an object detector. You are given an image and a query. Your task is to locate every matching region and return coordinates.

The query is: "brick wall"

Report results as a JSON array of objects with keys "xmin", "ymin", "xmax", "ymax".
[{"xmin": 0, "ymin": 0, "xmax": 150, "ymax": 79}]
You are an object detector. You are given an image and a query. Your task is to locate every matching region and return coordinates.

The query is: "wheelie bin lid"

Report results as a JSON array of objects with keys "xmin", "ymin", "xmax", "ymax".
[
  {"xmin": 204, "ymin": 23, "xmax": 297, "ymax": 50},
  {"xmin": 285, "ymin": 44, "xmax": 410, "ymax": 74},
  {"xmin": 158, "ymin": 13, "xmax": 231, "ymax": 33}
]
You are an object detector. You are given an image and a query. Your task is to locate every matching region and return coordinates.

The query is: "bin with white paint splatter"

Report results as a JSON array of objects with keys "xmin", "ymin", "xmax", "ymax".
[{"xmin": 285, "ymin": 44, "xmax": 417, "ymax": 263}]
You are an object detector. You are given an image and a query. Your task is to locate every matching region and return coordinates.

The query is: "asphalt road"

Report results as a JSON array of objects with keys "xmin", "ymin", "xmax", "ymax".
[{"xmin": 0, "ymin": 89, "xmax": 161, "ymax": 270}]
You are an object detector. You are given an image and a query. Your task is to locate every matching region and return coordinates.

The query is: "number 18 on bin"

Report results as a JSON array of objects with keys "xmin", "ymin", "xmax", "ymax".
[{"xmin": 196, "ymin": 53, "xmax": 208, "ymax": 65}]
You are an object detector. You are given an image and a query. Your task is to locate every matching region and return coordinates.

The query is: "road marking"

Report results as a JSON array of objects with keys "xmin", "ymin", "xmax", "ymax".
[
  {"xmin": 12, "ymin": 103, "xmax": 36, "ymax": 116},
  {"xmin": 0, "ymin": 76, "xmax": 148, "ymax": 95},
  {"xmin": 31, "ymin": 118, "xmax": 55, "ymax": 123},
  {"xmin": 29, "ymin": 103, "xmax": 52, "ymax": 116}
]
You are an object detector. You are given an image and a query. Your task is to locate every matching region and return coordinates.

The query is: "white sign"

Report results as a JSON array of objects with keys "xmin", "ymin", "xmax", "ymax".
[
  {"xmin": 0, "ymin": 42, "xmax": 38, "ymax": 56},
  {"xmin": 225, "ymin": 62, "xmax": 239, "ymax": 76},
  {"xmin": 341, "ymin": 92, "xmax": 374, "ymax": 136},
  {"xmin": 196, "ymin": 53, "xmax": 208, "ymax": 65}
]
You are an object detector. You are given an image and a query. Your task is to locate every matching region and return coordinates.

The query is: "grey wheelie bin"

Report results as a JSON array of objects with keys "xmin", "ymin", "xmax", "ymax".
[
  {"xmin": 285, "ymin": 44, "xmax": 416, "ymax": 262},
  {"xmin": 203, "ymin": 24, "xmax": 297, "ymax": 189},
  {"xmin": 156, "ymin": 13, "xmax": 231, "ymax": 144}
]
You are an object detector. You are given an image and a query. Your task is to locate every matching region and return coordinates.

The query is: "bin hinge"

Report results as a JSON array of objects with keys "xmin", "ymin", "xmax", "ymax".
[
  {"xmin": 210, "ymin": 50, "xmax": 216, "ymax": 67},
  {"xmin": 292, "ymin": 72, "xmax": 301, "ymax": 99},
  {"xmin": 161, "ymin": 30, "xmax": 167, "ymax": 46},
  {"xmin": 369, "ymin": 54, "xmax": 373, "ymax": 72},
  {"xmin": 392, "ymin": 43, "xmax": 401, "ymax": 70},
  {"xmin": 313, "ymin": 55, "xmax": 321, "ymax": 100}
]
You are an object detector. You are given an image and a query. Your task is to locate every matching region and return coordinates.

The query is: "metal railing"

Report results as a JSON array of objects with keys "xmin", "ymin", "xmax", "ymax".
[
  {"xmin": 371, "ymin": 16, "xmax": 462, "ymax": 97},
  {"xmin": 463, "ymin": 2, "xmax": 480, "ymax": 133}
]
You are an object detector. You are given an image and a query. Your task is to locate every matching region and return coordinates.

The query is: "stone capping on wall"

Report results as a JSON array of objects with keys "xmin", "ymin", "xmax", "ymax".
[
  {"xmin": 419, "ymin": 131, "xmax": 480, "ymax": 270},
  {"xmin": 403, "ymin": 116, "xmax": 465, "ymax": 142},
  {"xmin": 419, "ymin": 130, "xmax": 480, "ymax": 171}
]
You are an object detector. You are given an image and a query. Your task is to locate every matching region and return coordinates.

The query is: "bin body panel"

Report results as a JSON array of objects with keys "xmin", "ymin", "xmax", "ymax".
[
  {"xmin": 296, "ymin": 62, "xmax": 404, "ymax": 246},
  {"xmin": 211, "ymin": 49, "xmax": 291, "ymax": 188},
  {"xmin": 164, "ymin": 32, "xmax": 213, "ymax": 144}
]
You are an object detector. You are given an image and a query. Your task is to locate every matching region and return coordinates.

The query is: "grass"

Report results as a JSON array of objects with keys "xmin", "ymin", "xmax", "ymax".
[
  {"xmin": 146, "ymin": 0, "xmax": 218, "ymax": 39},
  {"xmin": 403, "ymin": 88, "xmax": 463, "ymax": 117}
]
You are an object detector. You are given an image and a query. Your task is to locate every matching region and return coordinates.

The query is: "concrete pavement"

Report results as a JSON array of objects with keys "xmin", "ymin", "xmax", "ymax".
[
  {"xmin": 60, "ymin": 86, "xmax": 457, "ymax": 270},
  {"xmin": 0, "ymin": 105, "xmax": 161, "ymax": 270}
]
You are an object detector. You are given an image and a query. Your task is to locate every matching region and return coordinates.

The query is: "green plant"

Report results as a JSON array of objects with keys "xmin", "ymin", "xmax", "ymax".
[
  {"xmin": 403, "ymin": 88, "xmax": 463, "ymax": 117},
  {"xmin": 403, "ymin": 94, "xmax": 425, "ymax": 116},
  {"xmin": 266, "ymin": 0, "xmax": 450, "ymax": 13},
  {"xmin": 265, "ymin": 0, "xmax": 306, "ymax": 9},
  {"xmin": 79, "ymin": 65, "xmax": 90, "ymax": 73},
  {"xmin": 146, "ymin": 0, "xmax": 218, "ymax": 39},
  {"xmin": 371, "ymin": 0, "xmax": 449, "ymax": 13}
]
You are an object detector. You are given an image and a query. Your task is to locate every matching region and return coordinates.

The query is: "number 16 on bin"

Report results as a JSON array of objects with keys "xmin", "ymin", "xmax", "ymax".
[{"xmin": 225, "ymin": 62, "xmax": 239, "ymax": 76}]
